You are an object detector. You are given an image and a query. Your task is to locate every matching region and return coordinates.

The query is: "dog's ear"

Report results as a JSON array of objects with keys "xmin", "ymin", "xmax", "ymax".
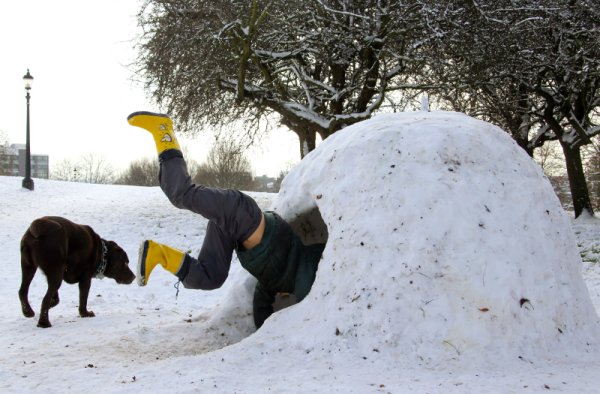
[
  {"xmin": 105, "ymin": 240, "xmax": 121, "ymax": 252},
  {"xmin": 105, "ymin": 241, "xmax": 129, "ymax": 263}
]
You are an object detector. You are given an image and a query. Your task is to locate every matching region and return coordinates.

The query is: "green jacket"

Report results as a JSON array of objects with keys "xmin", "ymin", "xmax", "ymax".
[{"xmin": 236, "ymin": 211, "xmax": 325, "ymax": 328}]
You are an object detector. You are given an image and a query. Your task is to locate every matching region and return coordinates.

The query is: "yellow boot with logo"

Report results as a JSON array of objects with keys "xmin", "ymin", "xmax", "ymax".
[
  {"xmin": 137, "ymin": 240, "xmax": 186, "ymax": 286},
  {"xmin": 127, "ymin": 111, "xmax": 181, "ymax": 155}
]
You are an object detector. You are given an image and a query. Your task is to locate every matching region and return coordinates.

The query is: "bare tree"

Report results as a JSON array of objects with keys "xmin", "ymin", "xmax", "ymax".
[
  {"xmin": 193, "ymin": 136, "xmax": 256, "ymax": 190},
  {"xmin": 51, "ymin": 159, "xmax": 81, "ymax": 182},
  {"xmin": 423, "ymin": 0, "xmax": 600, "ymax": 217},
  {"xmin": 0, "ymin": 130, "xmax": 8, "ymax": 154},
  {"xmin": 51, "ymin": 154, "xmax": 115, "ymax": 184},
  {"xmin": 78, "ymin": 153, "xmax": 116, "ymax": 184},
  {"xmin": 534, "ymin": 141, "xmax": 565, "ymax": 178},
  {"xmin": 134, "ymin": 0, "xmax": 431, "ymax": 157},
  {"xmin": 582, "ymin": 138, "xmax": 600, "ymax": 211},
  {"xmin": 116, "ymin": 147, "xmax": 200, "ymax": 186},
  {"xmin": 115, "ymin": 157, "xmax": 160, "ymax": 186},
  {"xmin": 0, "ymin": 130, "xmax": 11, "ymax": 176}
]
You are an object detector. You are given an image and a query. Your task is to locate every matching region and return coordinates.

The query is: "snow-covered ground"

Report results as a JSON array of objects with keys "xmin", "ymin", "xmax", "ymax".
[{"xmin": 1, "ymin": 111, "xmax": 600, "ymax": 393}]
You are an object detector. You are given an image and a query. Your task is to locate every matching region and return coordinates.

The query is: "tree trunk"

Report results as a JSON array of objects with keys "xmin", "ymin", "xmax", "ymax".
[
  {"xmin": 560, "ymin": 140, "xmax": 594, "ymax": 217},
  {"xmin": 295, "ymin": 129, "xmax": 317, "ymax": 158},
  {"xmin": 515, "ymin": 84, "xmax": 534, "ymax": 157}
]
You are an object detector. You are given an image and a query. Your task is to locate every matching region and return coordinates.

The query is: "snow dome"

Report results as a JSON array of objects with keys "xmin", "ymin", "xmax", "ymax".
[{"xmin": 261, "ymin": 111, "xmax": 600, "ymax": 367}]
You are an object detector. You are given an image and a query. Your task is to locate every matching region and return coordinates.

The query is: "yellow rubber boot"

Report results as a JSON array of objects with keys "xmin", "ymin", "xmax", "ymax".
[
  {"xmin": 137, "ymin": 240, "xmax": 186, "ymax": 286},
  {"xmin": 127, "ymin": 111, "xmax": 181, "ymax": 155}
]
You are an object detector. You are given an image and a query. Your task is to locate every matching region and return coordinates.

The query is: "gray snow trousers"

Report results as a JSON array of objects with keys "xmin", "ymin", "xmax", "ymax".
[{"xmin": 158, "ymin": 150, "xmax": 263, "ymax": 290}]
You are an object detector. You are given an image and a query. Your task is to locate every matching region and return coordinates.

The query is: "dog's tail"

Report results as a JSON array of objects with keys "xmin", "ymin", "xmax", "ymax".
[{"xmin": 28, "ymin": 217, "xmax": 62, "ymax": 239}]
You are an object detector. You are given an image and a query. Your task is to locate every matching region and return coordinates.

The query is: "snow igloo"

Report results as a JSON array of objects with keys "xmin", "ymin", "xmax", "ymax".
[{"xmin": 258, "ymin": 111, "xmax": 600, "ymax": 367}]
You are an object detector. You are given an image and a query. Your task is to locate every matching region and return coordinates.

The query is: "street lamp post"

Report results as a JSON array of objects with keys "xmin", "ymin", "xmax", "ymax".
[{"xmin": 22, "ymin": 69, "xmax": 34, "ymax": 190}]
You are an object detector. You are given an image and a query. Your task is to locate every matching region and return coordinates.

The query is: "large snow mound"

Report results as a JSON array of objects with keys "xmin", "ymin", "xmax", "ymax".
[{"xmin": 263, "ymin": 111, "xmax": 600, "ymax": 367}]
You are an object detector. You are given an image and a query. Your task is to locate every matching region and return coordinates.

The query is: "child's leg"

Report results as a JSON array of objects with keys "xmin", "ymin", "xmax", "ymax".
[
  {"xmin": 137, "ymin": 222, "xmax": 235, "ymax": 289},
  {"xmin": 159, "ymin": 151, "xmax": 263, "ymax": 244},
  {"xmin": 128, "ymin": 111, "xmax": 262, "ymax": 243},
  {"xmin": 180, "ymin": 221, "xmax": 233, "ymax": 290}
]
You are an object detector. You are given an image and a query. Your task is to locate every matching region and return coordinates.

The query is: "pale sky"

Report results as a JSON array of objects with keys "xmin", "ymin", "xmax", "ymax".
[{"xmin": 0, "ymin": 0, "xmax": 298, "ymax": 178}]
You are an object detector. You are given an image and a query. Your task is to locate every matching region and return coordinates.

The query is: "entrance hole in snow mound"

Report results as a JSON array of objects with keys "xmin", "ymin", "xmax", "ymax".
[
  {"xmin": 285, "ymin": 205, "xmax": 329, "ymax": 245},
  {"xmin": 273, "ymin": 206, "xmax": 328, "ymax": 311}
]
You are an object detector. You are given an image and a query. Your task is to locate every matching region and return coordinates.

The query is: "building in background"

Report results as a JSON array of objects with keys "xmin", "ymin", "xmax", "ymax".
[{"xmin": 0, "ymin": 144, "xmax": 49, "ymax": 179}]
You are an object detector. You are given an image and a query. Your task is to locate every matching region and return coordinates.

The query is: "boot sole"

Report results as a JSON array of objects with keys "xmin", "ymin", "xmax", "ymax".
[
  {"xmin": 137, "ymin": 241, "xmax": 149, "ymax": 286},
  {"xmin": 127, "ymin": 111, "xmax": 170, "ymax": 121}
]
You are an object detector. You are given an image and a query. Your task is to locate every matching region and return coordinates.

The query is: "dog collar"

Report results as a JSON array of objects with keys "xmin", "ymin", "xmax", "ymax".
[{"xmin": 95, "ymin": 239, "xmax": 108, "ymax": 279}]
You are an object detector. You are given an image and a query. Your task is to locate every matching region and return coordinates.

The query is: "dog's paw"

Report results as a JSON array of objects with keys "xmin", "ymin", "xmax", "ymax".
[
  {"xmin": 22, "ymin": 307, "xmax": 35, "ymax": 318},
  {"xmin": 37, "ymin": 320, "xmax": 52, "ymax": 328},
  {"xmin": 80, "ymin": 310, "xmax": 96, "ymax": 318}
]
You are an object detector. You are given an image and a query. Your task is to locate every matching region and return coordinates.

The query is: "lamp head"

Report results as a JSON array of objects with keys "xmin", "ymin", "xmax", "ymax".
[{"xmin": 23, "ymin": 69, "xmax": 33, "ymax": 91}]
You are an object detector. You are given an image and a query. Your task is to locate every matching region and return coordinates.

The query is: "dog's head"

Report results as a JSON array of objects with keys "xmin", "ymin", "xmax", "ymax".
[{"xmin": 103, "ymin": 241, "xmax": 135, "ymax": 284}]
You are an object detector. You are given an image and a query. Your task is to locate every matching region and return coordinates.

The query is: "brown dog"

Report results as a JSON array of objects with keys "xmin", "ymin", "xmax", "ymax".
[{"xmin": 19, "ymin": 216, "xmax": 135, "ymax": 328}]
